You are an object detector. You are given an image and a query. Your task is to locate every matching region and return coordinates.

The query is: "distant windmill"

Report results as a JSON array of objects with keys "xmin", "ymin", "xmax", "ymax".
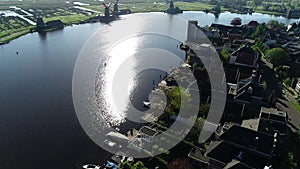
[
  {"xmin": 113, "ymin": 0, "xmax": 119, "ymax": 12},
  {"xmin": 166, "ymin": 0, "xmax": 174, "ymax": 9},
  {"xmin": 102, "ymin": 2, "xmax": 113, "ymax": 17}
]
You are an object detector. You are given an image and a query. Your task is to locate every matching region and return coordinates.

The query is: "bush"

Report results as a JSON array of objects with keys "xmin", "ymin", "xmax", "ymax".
[
  {"xmin": 221, "ymin": 46, "xmax": 230, "ymax": 62},
  {"xmin": 284, "ymin": 78, "xmax": 292, "ymax": 87},
  {"xmin": 265, "ymin": 48, "xmax": 290, "ymax": 67},
  {"xmin": 285, "ymin": 152, "xmax": 297, "ymax": 169}
]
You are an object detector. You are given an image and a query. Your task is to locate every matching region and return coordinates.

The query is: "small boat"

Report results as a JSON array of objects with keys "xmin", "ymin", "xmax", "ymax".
[
  {"xmin": 82, "ymin": 164, "xmax": 100, "ymax": 169},
  {"xmin": 143, "ymin": 101, "xmax": 151, "ymax": 108}
]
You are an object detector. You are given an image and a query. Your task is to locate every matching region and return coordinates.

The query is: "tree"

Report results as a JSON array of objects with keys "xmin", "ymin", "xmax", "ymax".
[
  {"xmin": 253, "ymin": 24, "xmax": 267, "ymax": 38},
  {"xmin": 284, "ymin": 78, "xmax": 292, "ymax": 86},
  {"xmin": 221, "ymin": 46, "xmax": 230, "ymax": 62},
  {"xmin": 267, "ymin": 20, "xmax": 285, "ymax": 30},
  {"xmin": 262, "ymin": 81, "xmax": 268, "ymax": 91},
  {"xmin": 285, "ymin": 152, "xmax": 297, "ymax": 169},
  {"xmin": 274, "ymin": 65, "xmax": 290, "ymax": 80},
  {"xmin": 265, "ymin": 48, "xmax": 290, "ymax": 67},
  {"xmin": 199, "ymin": 103, "xmax": 210, "ymax": 118},
  {"xmin": 165, "ymin": 87, "xmax": 191, "ymax": 116},
  {"xmin": 189, "ymin": 117, "xmax": 205, "ymax": 143},
  {"xmin": 121, "ymin": 161, "xmax": 132, "ymax": 169},
  {"xmin": 131, "ymin": 161, "xmax": 147, "ymax": 169},
  {"xmin": 167, "ymin": 158, "xmax": 191, "ymax": 169}
]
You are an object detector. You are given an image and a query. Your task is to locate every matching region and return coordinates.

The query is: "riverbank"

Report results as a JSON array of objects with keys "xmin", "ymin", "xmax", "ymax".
[{"xmin": 0, "ymin": 5, "xmax": 297, "ymax": 45}]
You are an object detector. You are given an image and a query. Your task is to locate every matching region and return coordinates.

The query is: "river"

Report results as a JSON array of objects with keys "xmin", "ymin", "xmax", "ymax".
[{"xmin": 0, "ymin": 11, "xmax": 298, "ymax": 169}]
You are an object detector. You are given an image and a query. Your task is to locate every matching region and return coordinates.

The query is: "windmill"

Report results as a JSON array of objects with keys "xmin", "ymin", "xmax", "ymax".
[
  {"xmin": 166, "ymin": 0, "xmax": 174, "ymax": 10},
  {"xmin": 113, "ymin": 0, "xmax": 119, "ymax": 12},
  {"xmin": 102, "ymin": 2, "xmax": 113, "ymax": 17}
]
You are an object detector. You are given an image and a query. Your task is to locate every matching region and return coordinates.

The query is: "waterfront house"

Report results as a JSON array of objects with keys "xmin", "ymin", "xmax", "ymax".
[
  {"xmin": 139, "ymin": 126, "xmax": 158, "ymax": 143},
  {"xmin": 45, "ymin": 20, "xmax": 64, "ymax": 30}
]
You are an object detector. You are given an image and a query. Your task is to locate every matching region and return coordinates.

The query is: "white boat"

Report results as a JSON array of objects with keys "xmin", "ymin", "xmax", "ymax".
[
  {"xmin": 143, "ymin": 101, "xmax": 151, "ymax": 108},
  {"xmin": 82, "ymin": 164, "xmax": 100, "ymax": 169}
]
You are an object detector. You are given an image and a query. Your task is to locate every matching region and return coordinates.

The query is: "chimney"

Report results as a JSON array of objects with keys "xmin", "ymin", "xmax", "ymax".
[{"xmin": 251, "ymin": 70, "xmax": 257, "ymax": 84}]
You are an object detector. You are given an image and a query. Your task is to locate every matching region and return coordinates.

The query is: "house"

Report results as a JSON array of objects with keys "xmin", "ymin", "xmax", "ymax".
[
  {"xmin": 45, "ymin": 20, "xmax": 64, "ymax": 30},
  {"xmin": 286, "ymin": 9, "xmax": 300, "ymax": 18},
  {"xmin": 222, "ymin": 101, "xmax": 245, "ymax": 123},
  {"xmin": 206, "ymin": 125, "xmax": 277, "ymax": 169},
  {"xmin": 188, "ymin": 147, "xmax": 208, "ymax": 169},
  {"xmin": 233, "ymin": 72, "xmax": 264, "ymax": 117},
  {"xmin": 187, "ymin": 20, "xmax": 212, "ymax": 42},
  {"xmin": 222, "ymin": 67, "xmax": 263, "ymax": 122},
  {"xmin": 258, "ymin": 107, "xmax": 289, "ymax": 137},
  {"xmin": 36, "ymin": 18, "xmax": 64, "ymax": 32},
  {"xmin": 229, "ymin": 45, "xmax": 259, "ymax": 68},
  {"xmin": 224, "ymin": 64, "xmax": 254, "ymax": 84},
  {"xmin": 139, "ymin": 126, "xmax": 157, "ymax": 143},
  {"xmin": 210, "ymin": 23, "xmax": 243, "ymax": 35},
  {"xmin": 225, "ymin": 70, "xmax": 265, "ymax": 119}
]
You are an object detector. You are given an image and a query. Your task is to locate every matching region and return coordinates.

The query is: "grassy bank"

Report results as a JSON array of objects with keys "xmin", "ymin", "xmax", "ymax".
[
  {"xmin": 0, "ymin": 26, "xmax": 34, "ymax": 43},
  {"xmin": 43, "ymin": 14, "xmax": 96, "ymax": 25},
  {"xmin": 291, "ymin": 100, "xmax": 300, "ymax": 114}
]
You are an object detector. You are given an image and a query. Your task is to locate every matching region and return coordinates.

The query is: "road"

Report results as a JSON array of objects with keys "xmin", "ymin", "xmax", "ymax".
[{"xmin": 261, "ymin": 57, "xmax": 300, "ymax": 168}]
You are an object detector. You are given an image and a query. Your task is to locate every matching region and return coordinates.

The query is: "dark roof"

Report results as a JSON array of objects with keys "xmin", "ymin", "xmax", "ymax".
[
  {"xmin": 219, "ymin": 125, "xmax": 275, "ymax": 156},
  {"xmin": 231, "ymin": 46, "xmax": 257, "ymax": 66},
  {"xmin": 260, "ymin": 107, "xmax": 287, "ymax": 123},
  {"xmin": 46, "ymin": 20, "xmax": 63, "ymax": 25},
  {"xmin": 188, "ymin": 147, "xmax": 208, "ymax": 163},
  {"xmin": 227, "ymin": 34, "xmax": 244, "ymax": 43},
  {"xmin": 206, "ymin": 141, "xmax": 269, "ymax": 169},
  {"xmin": 234, "ymin": 74, "xmax": 264, "ymax": 103},
  {"xmin": 206, "ymin": 141, "xmax": 237, "ymax": 164},
  {"xmin": 224, "ymin": 64, "xmax": 254, "ymax": 84},
  {"xmin": 258, "ymin": 119, "xmax": 289, "ymax": 136},
  {"xmin": 140, "ymin": 126, "xmax": 157, "ymax": 136},
  {"xmin": 210, "ymin": 23, "xmax": 243, "ymax": 34},
  {"xmin": 223, "ymin": 101, "xmax": 244, "ymax": 119}
]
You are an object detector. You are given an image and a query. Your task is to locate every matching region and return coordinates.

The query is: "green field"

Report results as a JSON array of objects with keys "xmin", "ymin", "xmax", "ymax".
[{"xmin": 43, "ymin": 14, "xmax": 96, "ymax": 25}]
